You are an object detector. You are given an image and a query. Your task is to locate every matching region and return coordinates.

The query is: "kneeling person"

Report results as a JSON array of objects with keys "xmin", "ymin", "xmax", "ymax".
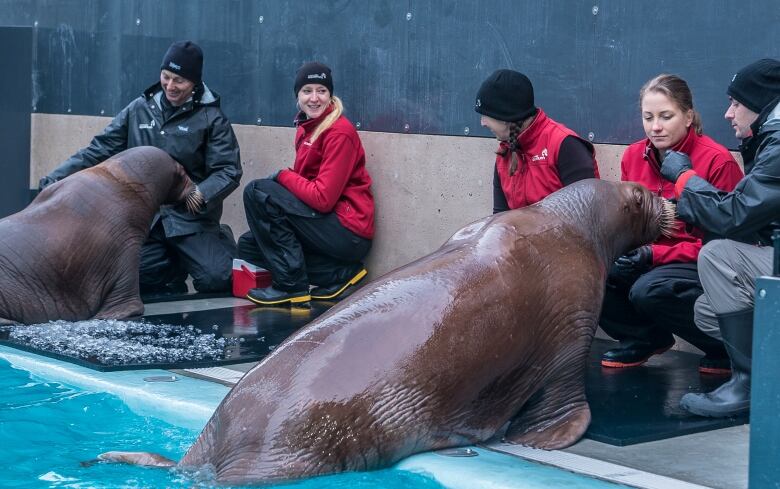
[
  {"xmin": 40, "ymin": 40, "xmax": 242, "ymax": 296},
  {"xmin": 599, "ymin": 74, "xmax": 743, "ymax": 374},
  {"xmin": 238, "ymin": 62, "xmax": 374, "ymax": 305}
]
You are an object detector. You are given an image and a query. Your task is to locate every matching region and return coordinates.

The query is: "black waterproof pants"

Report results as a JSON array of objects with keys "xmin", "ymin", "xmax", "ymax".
[
  {"xmin": 239, "ymin": 178, "xmax": 371, "ymax": 292},
  {"xmin": 139, "ymin": 221, "xmax": 236, "ymax": 293},
  {"xmin": 599, "ymin": 262, "xmax": 727, "ymax": 356}
]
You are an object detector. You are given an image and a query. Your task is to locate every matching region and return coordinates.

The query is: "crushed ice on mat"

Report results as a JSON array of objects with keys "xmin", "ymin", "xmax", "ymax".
[{"xmin": 0, "ymin": 319, "xmax": 239, "ymax": 365}]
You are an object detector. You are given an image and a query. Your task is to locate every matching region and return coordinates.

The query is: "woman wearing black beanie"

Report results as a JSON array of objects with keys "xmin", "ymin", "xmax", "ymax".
[
  {"xmin": 238, "ymin": 62, "xmax": 375, "ymax": 306},
  {"xmin": 474, "ymin": 69, "xmax": 600, "ymax": 214}
]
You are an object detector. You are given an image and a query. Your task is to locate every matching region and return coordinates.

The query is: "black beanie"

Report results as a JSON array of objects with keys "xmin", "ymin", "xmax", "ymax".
[
  {"xmin": 727, "ymin": 58, "xmax": 780, "ymax": 113},
  {"xmin": 475, "ymin": 69, "xmax": 536, "ymax": 122},
  {"xmin": 160, "ymin": 41, "xmax": 203, "ymax": 84},
  {"xmin": 294, "ymin": 62, "xmax": 334, "ymax": 95}
]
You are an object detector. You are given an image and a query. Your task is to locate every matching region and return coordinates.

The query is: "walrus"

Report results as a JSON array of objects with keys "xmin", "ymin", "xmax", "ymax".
[
  {"xmin": 0, "ymin": 146, "xmax": 200, "ymax": 324},
  {"xmin": 99, "ymin": 179, "xmax": 675, "ymax": 484}
]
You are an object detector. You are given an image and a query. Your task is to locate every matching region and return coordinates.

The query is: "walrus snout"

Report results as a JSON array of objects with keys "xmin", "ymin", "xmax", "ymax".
[
  {"xmin": 167, "ymin": 163, "xmax": 203, "ymax": 213},
  {"xmin": 620, "ymin": 182, "xmax": 676, "ymax": 247}
]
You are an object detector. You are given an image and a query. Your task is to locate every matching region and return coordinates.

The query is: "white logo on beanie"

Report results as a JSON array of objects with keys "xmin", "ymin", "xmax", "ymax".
[
  {"xmin": 732, "ymin": 73, "xmax": 737, "ymax": 82},
  {"xmin": 476, "ymin": 98, "xmax": 481, "ymax": 107},
  {"xmin": 307, "ymin": 73, "xmax": 327, "ymax": 80},
  {"xmin": 168, "ymin": 61, "xmax": 181, "ymax": 71}
]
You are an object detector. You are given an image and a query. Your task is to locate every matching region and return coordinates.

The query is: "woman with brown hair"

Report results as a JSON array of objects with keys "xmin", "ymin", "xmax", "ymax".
[{"xmin": 599, "ymin": 74, "xmax": 743, "ymax": 374}]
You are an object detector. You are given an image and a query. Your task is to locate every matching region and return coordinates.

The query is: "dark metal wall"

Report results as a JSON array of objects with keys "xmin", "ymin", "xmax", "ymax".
[
  {"xmin": 0, "ymin": 27, "xmax": 32, "ymax": 218},
  {"xmin": 1, "ymin": 1, "xmax": 778, "ymax": 148}
]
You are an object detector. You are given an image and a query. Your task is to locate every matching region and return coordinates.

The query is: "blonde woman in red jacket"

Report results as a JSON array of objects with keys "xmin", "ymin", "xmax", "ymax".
[
  {"xmin": 238, "ymin": 62, "xmax": 374, "ymax": 306},
  {"xmin": 599, "ymin": 74, "xmax": 744, "ymax": 373}
]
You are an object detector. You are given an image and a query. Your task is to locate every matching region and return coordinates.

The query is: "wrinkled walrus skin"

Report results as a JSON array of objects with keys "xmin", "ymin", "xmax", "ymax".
[
  {"xmin": 103, "ymin": 179, "xmax": 672, "ymax": 484},
  {"xmin": 0, "ymin": 146, "xmax": 195, "ymax": 324}
]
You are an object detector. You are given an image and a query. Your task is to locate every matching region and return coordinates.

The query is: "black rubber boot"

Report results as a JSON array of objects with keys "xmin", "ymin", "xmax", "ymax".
[
  {"xmin": 680, "ymin": 309, "xmax": 753, "ymax": 417},
  {"xmin": 600, "ymin": 339, "xmax": 675, "ymax": 368},
  {"xmin": 310, "ymin": 268, "xmax": 368, "ymax": 301},
  {"xmin": 246, "ymin": 286, "xmax": 311, "ymax": 307}
]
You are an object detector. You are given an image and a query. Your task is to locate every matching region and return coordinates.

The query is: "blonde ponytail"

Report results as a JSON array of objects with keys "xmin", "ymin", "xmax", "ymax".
[{"xmin": 309, "ymin": 96, "xmax": 344, "ymax": 143}]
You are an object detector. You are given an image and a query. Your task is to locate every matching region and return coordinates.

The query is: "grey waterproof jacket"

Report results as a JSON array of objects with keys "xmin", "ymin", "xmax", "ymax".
[
  {"xmin": 45, "ymin": 82, "xmax": 242, "ymax": 237},
  {"xmin": 677, "ymin": 99, "xmax": 780, "ymax": 246}
]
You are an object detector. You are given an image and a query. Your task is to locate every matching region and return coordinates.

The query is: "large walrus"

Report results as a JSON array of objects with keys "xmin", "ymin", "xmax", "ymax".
[
  {"xmin": 101, "ymin": 179, "xmax": 674, "ymax": 484},
  {"xmin": 0, "ymin": 146, "xmax": 200, "ymax": 324}
]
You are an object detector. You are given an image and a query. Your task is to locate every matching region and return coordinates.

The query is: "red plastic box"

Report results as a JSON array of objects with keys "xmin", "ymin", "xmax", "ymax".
[{"xmin": 232, "ymin": 259, "xmax": 272, "ymax": 298}]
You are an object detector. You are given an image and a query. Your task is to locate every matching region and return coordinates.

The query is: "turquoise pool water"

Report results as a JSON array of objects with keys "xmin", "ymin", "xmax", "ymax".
[{"xmin": 1, "ymin": 356, "xmax": 444, "ymax": 488}]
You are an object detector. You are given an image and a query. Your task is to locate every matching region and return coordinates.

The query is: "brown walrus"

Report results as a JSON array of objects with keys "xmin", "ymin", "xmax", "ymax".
[
  {"xmin": 0, "ymin": 146, "xmax": 200, "ymax": 324},
  {"xmin": 100, "ymin": 179, "xmax": 674, "ymax": 484}
]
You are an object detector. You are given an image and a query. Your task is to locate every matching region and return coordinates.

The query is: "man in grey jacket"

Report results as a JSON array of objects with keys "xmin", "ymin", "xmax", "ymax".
[
  {"xmin": 40, "ymin": 40, "xmax": 242, "ymax": 296},
  {"xmin": 660, "ymin": 58, "xmax": 780, "ymax": 417}
]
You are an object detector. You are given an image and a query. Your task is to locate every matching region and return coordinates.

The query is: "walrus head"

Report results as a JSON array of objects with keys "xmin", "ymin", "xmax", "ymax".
[
  {"xmin": 103, "ymin": 147, "xmax": 203, "ymax": 214},
  {"xmin": 541, "ymin": 179, "xmax": 675, "ymax": 268},
  {"xmin": 165, "ymin": 162, "xmax": 204, "ymax": 214},
  {"xmin": 616, "ymin": 181, "xmax": 676, "ymax": 252}
]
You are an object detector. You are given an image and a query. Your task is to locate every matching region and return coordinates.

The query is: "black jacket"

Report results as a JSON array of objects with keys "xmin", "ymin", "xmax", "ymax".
[
  {"xmin": 45, "ymin": 82, "xmax": 242, "ymax": 237},
  {"xmin": 676, "ymin": 98, "xmax": 780, "ymax": 246}
]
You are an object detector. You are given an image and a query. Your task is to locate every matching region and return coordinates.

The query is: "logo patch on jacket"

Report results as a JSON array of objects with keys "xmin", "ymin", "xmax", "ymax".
[
  {"xmin": 138, "ymin": 120, "xmax": 156, "ymax": 130},
  {"xmin": 178, "ymin": 125, "xmax": 189, "ymax": 133},
  {"xmin": 531, "ymin": 148, "xmax": 548, "ymax": 162}
]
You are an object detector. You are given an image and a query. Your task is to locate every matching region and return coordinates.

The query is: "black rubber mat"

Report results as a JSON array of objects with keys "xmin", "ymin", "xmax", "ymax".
[
  {"xmin": 140, "ymin": 290, "xmax": 233, "ymax": 304},
  {"xmin": 0, "ymin": 303, "xmax": 333, "ymax": 372},
  {"xmin": 585, "ymin": 338, "xmax": 748, "ymax": 446}
]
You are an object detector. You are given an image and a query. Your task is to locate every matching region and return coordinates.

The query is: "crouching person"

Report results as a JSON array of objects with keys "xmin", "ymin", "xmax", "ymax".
[
  {"xmin": 660, "ymin": 58, "xmax": 780, "ymax": 417},
  {"xmin": 238, "ymin": 62, "xmax": 374, "ymax": 306}
]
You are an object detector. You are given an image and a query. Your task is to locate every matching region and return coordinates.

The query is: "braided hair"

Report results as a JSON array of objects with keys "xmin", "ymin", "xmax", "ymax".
[{"xmin": 496, "ymin": 121, "xmax": 522, "ymax": 175}]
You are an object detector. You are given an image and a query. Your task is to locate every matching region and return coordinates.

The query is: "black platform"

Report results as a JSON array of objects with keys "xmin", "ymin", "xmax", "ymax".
[
  {"xmin": 0, "ymin": 303, "xmax": 332, "ymax": 372},
  {"xmin": 0, "ymin": 305, "xmax": 747, "ymax": 445},
  {"xmin": 140, "ymin": 290, "xmax": 234, "ymax": 304},
  {"xmin": 585, "ymin": 338, "xmax": 748, "ymax": 446}
]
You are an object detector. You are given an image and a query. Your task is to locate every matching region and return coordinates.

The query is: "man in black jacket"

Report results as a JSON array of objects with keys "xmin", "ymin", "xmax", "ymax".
[
  {"xmin": 660, "ymin": 58, "xmax": 780, "ymax": 417},
  {"xmin": 40, "ymin": 40, "xmax": 242, "ymax": 296}
]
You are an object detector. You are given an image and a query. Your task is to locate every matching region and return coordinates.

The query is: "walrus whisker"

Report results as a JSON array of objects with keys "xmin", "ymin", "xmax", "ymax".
[
  {"xmin": 186, "ymin": 185, "xmax": 205, "ymax": 214},
  {"xmin": 659, "ymin": 198, "xmax": 677, "ymax": 238}
]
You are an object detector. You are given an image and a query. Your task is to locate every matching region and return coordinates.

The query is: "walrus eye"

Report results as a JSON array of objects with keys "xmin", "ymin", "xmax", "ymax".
[{"xmin": 633, "ymin": 187, "xmax": 644, "ymax": 209}]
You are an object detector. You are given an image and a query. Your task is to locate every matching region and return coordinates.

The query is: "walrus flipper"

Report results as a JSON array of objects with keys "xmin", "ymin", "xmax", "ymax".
[
  {"xmin": 94, "ymin": 286, "xmax": 144, "ymax": 319},
  {"xmin": 504, "ymin": 375, "xmax": 591, "ymax": 450},
  {"xmin": 94, "ymin": 257, "xmax": 144, "ymax": 319},
  {"xmin": 96, "ymin": 451, "xmax": 176, "ymax": 467}
]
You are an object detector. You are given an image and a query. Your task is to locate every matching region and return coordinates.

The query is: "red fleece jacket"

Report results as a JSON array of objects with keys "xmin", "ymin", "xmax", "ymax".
[{"xmin": 277, "ymin": 108, "xmax": 375, "ymax": 239}]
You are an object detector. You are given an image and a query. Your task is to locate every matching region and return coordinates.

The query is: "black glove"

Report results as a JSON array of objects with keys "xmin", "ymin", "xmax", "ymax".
[
  {"xmin": 38, "ymin": 175, "xmax": 57, "ymax": 190},
  {"xmin": 615, "ymin": 245, "xmax": 653, "ymax": 275},
  {"xmin": 660, "ymin": 151, "xmax": 693, "ymax": 183}
]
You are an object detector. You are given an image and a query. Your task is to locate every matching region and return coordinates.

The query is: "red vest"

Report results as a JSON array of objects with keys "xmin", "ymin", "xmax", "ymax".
[
  {"xmin": 495, "ymin": 109, "xmax": 598, "ymax": 208},
  {"xmin": 621, "ymin": 128, "xmax": 743, "ymax": 265}
]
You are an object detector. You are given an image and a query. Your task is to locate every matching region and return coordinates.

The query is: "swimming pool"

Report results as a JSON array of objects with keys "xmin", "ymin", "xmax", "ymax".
[{"xmin": 0, "ymin": 345, "xmax": 630, "ymax": 488}]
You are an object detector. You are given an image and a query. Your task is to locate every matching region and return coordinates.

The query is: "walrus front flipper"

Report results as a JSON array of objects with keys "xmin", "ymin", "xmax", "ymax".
[
  {"xmin": 504, "ymin": 379, "xmax": 591, "ymax": 450},
  {"xmin": 96, "ymin": 451, "xmax": 177, "ymax": 468}
]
